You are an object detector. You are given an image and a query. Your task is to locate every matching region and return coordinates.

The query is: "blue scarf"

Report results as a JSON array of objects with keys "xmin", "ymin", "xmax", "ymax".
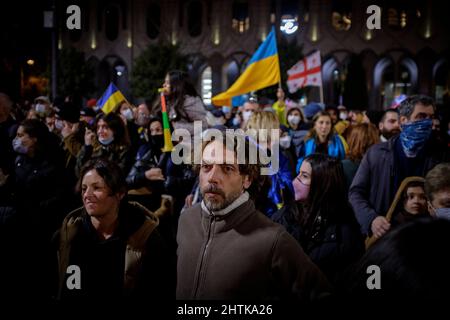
[{"xmin": 399, "ymin": 119, "xmax": 432, "ymax": 157}]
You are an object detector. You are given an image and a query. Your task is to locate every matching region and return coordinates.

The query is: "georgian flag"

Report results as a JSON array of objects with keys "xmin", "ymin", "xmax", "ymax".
[{"xmin": 286, "ymin": 51, "xmax": 322, "ymax": 93}]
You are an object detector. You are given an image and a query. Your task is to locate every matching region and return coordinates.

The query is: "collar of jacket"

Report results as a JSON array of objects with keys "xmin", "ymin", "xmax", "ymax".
[
  {"xmin": 201, "ymin": 191, "xmax": 249, "ymax": 217},
  {"xmin": 199, "ymin": 194, "xmax": 256, "ymax": 235},
  {"xmin": 375, "ymin": 135, "xmax": 398, "ymax": 153}
]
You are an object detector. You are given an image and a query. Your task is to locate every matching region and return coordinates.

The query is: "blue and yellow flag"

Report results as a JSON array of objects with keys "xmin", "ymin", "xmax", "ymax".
[
  {"xmin": 212, "ymin": 27, "xmax": 280, "ymax": 106},
  {"xmin": 97, "ymin": 83, "xmax": 126, "ymax": 114}
]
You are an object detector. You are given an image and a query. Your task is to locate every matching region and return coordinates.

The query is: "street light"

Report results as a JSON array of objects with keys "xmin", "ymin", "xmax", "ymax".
[
  {"xmin": 27, "ymin": 59, "xmax": 35, "ymax": 66},
  {"xmin": 115, "ymin": 65, "xmax": 125, "ymax": 77},
  {"xmin": 280, "ymin": 15, "xmax": 299, "ymax": 35}
]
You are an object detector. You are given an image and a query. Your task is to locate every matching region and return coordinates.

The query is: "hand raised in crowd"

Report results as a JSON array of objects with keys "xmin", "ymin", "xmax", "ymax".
[
  {"xmin": 84, "ymin": 127, "xmax": 95, "ymax": 146},
  {"xmin": 276, "ymin": 87, "xmax": 285, "ymax": 101},
  {"xmin": 371, "ymin": 216, "xmax": 391, "ymax": 238},
  {"xmin": 61, "ymin": 122, "xmax": 79, "ymax": 139},
  {"xmin": 144, "ymin": 168, "xmax": 165, "ymax": 181}
]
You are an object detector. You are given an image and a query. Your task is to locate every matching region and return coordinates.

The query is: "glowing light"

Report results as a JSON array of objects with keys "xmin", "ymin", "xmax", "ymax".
[
  {"xmin": 213, "ymin": 28, "xmax": 220, "ymax": 45},
  {"xmin": 127, "ymin": 35, "xmax": 132, "ymax": 48},
  {"xmin": 26, "ymin": 59, "xmax": 35, "ymax": 66},
  {"xmin": 171, "ymin": 31, "xmax": 177, "ymax": 46},
  {"xmin": 91, "ymin": 32, "xmax": 96, "ymax": 49},
  {"xmin": 280, "ymin": 19, "xmax": 299, "ymax": 34}
]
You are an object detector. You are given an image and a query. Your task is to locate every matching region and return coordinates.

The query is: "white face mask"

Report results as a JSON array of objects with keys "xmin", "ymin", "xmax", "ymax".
[
  {"xmin": 279, "ymin": 135, "xmax": 291, "ymax": 149},
  {"xmin": 435, "ymin": 207, "xmax": 450, "ymax": 220},
  {"xmin": 242, "ymin": 110, "xmax": 253, "ymax": 122},
  {"xmin": 35, "ymin": 104, "xmax": 46, "ymax": 114},
  {"xmin": 287, "ymin": 115, "xmax": 301, "ymax": 126},
  {"xmin": 55, "ymin": 119, "xmax": 64, "ymax": 130},
  {"xmin": 121, "ymin": 108, "xmax": 134, "ymax": 121},
  {"xmin": 98, "ymin": 135, "xmax": 114, "ymax": 145},
  {"xmin": 339, "ymin": 112, "xmax": 348, "ymax": 120}
]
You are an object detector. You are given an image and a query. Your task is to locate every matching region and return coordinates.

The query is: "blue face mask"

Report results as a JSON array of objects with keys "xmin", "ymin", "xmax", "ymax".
[
  {"xmin": 399, "ymin": 118, "xmax": 432, "ymax": 157},
  {"xmin": 222, "ymin": 106, "xmax": 231, "ymax": 114},
  {"xmin": 232, "ymin": 117, "xmax": 241, "ymax": 127},
  {"xmin": 99, "ymin": 135, "xmax": 114, "ymax": 145},
  {"xmin": 12, "ymin": 138, "xmax": 28, "ymax": 154},
  {"xmin": 435, "ymin": 207, "xmax": 450, "ymax": 220}
]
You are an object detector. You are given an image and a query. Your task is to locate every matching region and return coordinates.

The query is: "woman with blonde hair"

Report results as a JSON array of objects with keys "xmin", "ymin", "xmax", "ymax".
[
  {"xmin": 342, "ymin": 123, "xmax": 380, "ymax": 190},
  {"xmin": 245, "ymin": 111, "xmax": 294, "ymax": 217}
]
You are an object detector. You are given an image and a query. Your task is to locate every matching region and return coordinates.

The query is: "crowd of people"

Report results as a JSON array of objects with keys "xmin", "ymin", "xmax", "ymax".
[{"xmin": 0, "ymin": 70, "xmax": 450, "ymax": 309}]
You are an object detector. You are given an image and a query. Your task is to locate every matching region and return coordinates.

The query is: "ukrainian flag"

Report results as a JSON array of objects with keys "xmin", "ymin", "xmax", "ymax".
[
  {"xmin": 97, "ymin": 83, "xmax": 126, "ymax": 114},
  {"xmin": 212, "ymin": 27, "xmax": 280, "ymax": 107}
]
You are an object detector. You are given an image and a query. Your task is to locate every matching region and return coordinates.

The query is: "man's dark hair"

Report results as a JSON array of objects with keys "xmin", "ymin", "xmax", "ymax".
[
  {"xmin": 425, "ymin": 163, "xmax": 450, "ymax": 202},
  {"xmin": 77, "ymin": 158, "xmax": 127, "ymax": 196},
  {"xmin": 379, "ymin": 109, "xmax": 398, "ymax": 124},
  {"xmin": 194, "ymin": 131, "xmax": 263, "ymax": 195},
  {"xmin": 398, "ymin": 95, "xmax": 435, "ymax": 119}
]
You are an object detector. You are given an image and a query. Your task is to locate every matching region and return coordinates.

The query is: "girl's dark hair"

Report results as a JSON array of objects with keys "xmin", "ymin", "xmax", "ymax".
[
  {"xmin": 77, "ymin": 158, "xmax": 127, "ymax": 196},
  {"xmin": 20, "ymin": 119, "xmax": 63, "ymax": 163},
  {"xmin": 95, "ymin": 112, "xmax": 130, "ymax": 146},
  {"xmin": 300, "ymin": 153, "xmax": 354, "ymax": 234},
  {"xmin": 167, "ymin": 70, "xmax": 200, "ymax": 121}
]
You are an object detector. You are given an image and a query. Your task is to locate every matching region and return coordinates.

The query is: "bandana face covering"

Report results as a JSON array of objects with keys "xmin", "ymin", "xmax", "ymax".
[{"xmin": 399, "ymin": 118, "xmax": 432, "ymax": 157}]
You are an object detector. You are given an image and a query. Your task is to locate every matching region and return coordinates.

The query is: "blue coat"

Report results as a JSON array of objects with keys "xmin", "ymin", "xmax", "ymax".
[{"xmin": 296, "ymin": 135, "xmax": 347, "ymax": 173}]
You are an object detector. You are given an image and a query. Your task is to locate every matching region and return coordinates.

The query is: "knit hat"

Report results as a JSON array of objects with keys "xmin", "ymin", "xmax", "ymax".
[{"xmin": 303, "ymin": 102, "xmax": 324, "ymax": 120}]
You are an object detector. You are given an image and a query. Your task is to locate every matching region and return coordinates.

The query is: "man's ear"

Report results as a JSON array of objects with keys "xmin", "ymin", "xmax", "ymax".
[
  {"xmin": 378, "ymin": 122, "xmax": 383, "ymax": 131},
  {"xmin": 399, "ymin": 115, "xmax": 408, "ymax": 126},
  {"xmin": 243, "ymin": 175, "xmax": 252, "ymax": 190}
]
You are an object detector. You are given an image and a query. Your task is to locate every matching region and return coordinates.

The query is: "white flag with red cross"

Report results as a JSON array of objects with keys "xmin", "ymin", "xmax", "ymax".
[{"xmin": 286, "ymin": 51, "xmax": 322, "ymax": 93}]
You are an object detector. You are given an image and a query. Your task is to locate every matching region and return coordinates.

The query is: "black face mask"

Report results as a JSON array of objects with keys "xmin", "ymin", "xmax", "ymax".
[{"xmin": 150, "ymin": 134, "xmax": 164, "ymax": 149}]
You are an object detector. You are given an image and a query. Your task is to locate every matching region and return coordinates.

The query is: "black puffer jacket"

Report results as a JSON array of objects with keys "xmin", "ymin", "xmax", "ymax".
[{"xmin": 272, "ymin": 201, "xmax": 364, "ymax": 284}]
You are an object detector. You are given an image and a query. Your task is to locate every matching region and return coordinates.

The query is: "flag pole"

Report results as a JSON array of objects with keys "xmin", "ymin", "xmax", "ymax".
[
  {"xmin": 319, "ymin": 84, "xmax": 324, "ymax": 104},
  {"xmin": 275, "ymin": 26, "xmax": 282, "ymax": 91}
]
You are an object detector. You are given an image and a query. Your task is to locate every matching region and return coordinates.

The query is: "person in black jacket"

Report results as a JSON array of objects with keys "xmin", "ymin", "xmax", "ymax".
[
  {"xmin": 272, "ymin": 153, "xmax": 364, "ymax": 283},
  {"xmin": 349, "ymin": 95, "xmax": 449, "ymax": 239}
]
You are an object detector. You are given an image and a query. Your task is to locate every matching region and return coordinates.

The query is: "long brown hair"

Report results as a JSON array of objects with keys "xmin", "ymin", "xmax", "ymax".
[
  {"xmin": 304, "ymin": 111, "xmax": 335, "ymax": 142},
  {"xmin": 346, "ymin": 123, "xmax": 380, "ymax": 162}
]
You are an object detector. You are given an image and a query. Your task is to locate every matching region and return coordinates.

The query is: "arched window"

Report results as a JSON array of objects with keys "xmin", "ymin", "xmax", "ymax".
[
  {"xmin": 146, "ymin": 3, "xmax": 161, "ymax": 39},
  {"xmin": 201, "ymin": 66, "xmax": 212, "ymax": 105},
  {"xmin": 434, "ymin": 61, "xmax": 449, "ymax": 104},
  {"xmin": 105, "ymin": 5, "xmax": 119, "ymax": 41},
  {"xmin": 331, "ymin": 0, "xmax": 352, "ymax": 31},
  {"xmin": 232, "ymin": 0, "xmax": 250, "ymax": 34},
  {"xmin": 381, "ymin": 63, "xmax": 413, "ymax": 109},
  {"xmin": 187, "ymin": 1, "xmax": 202, "ymax": 37}
]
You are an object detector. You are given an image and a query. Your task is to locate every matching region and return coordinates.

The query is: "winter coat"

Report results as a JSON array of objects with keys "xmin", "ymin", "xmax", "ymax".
[
  {"xmin": 176, "ymin": 192, "xmax": 331, "ymax": 300},
  {"xmin": 54, "ymin": 201, "xmax": 175, "ymax": 301}
]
